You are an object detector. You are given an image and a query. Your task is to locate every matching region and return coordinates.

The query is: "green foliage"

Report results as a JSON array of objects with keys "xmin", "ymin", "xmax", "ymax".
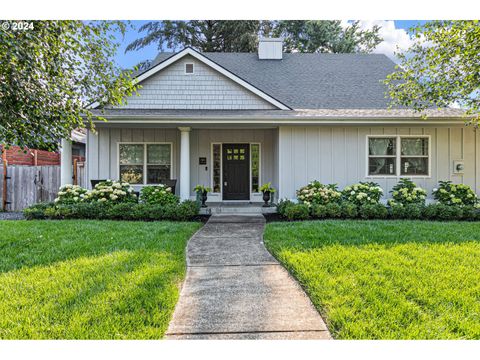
[
  {"xmin": 311, "ymin": 204, "xmax": 328, "ymax": 219},
  {"xmin": 388, "ymin": 178, "xmax": 427, "ymax": 206},
  {"xmin": 264, "ymin": 220, "xmax": 480, "ymax": 339},
  {"xmin": 342, "ymin": 182, "xmax": 384, "ymax": 206},
  {"xmin": 433, "ymin": 180, "xmax": 478, "ymax": 206},
  {"xmin": 84, "ymin": 180, "xmax": 137, "ymax": 204},
  {"xmin": 385, "ymin": 21, "xmax": 480, "ymax": 124},
  {"xmin": 296, "ymin": 181, "xmax": 341, "ymax": 207},
  {"xmin": 423, "ymin": 203, "xmax": 464, "ymax": 221},
  {"xmin": 127, "ymin": 20, "xmax": 382, "ymax": 55},
  {"xmin": 193, "ymin": 184, "xmax": 212, "ymax": 193},
  {"xmin": 23, "ymin": 200, "xmax": 200, "ymax": 221},
  {"xmin": 325, "ymin": 203, "xmax": 342, "ymax": 218},
  {"xmin": 0, "ymin": 21, "xmax": 137, "ymax": 150},
  {"xmin": 272, "ymin": 20, "xmax": 382, "ymax": 53},
  {"xmin": 276, "ymin": 199, "xmax": 295, "ymax": 217},
  {"xmin": 390, "ymin": 203, "xmax": 425, "ymax": 219},
  {"xmin": 283, "ymin": 204, "xmax": 310, "ymax": 221},
  {"xmin": 340, "ymin": 202, "xmax": 358, "ymax": 219},
  {"xmin": 358, "ymin": 203, "xmax": 388, "ymax": 219},
  {"xmin": 259, "ymin": 182, "xmax": 276, "ymax": 193},
  {"xmin": 54, "ymin": 185, "xmax": 89, "ymax": 205},
  {"xmin": 0, "ymin": 220, "xmax": 201, "ymax": 339},
  {"xmin": 140, "ymin": 185, "xmax": 179, "ymax": 206}
]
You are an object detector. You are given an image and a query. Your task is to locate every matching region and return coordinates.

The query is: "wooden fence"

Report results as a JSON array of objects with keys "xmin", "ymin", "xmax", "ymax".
[{"xmin": 0, "ymin": 162, "xmax": 86, "ymax": 211}]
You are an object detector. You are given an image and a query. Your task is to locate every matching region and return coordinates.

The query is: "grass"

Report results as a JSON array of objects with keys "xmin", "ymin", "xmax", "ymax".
[
  {"xmin": 264, "ymin": 220, "xmax": 480, "ymax": 339},
  {"xmin": 0, "ymin": 220, "xmax": 202, "ymax": 339}
]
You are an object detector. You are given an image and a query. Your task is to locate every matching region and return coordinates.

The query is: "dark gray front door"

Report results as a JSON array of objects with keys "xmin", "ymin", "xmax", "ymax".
[{"xmin": 222, "ymin": 144, "xmax": 249, "ymax": 200}]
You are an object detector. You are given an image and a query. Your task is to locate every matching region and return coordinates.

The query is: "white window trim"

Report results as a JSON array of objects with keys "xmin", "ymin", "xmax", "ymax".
[
  {"xmin": 366, "ymin": 135, "xmax": 431, "ymax": 178},
  {"xmin": 184, "ymin": 62, "xmax": 194, "ymax": 75},
  {"xmin": 118, "ymin": 142, "xmax": 173, "ymax": 185},
  {"xmin": 210, "ymin": 143, "xmax": 223, "ymax": 195}
]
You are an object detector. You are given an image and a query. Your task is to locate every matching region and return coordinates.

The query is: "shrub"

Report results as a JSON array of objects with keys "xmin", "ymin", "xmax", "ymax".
[
  {"xmin": 342, "ymin": 182, "xmax": 383, "ymax": 206},
  {"xmin": 326, "ymin": 203, "xmax": 342, "ymax": 218},
  {"xmin": 433, "ymin": 181, "xmax": 478, "ymax": 206},
  {"xmin": 284, "ymin": 204, "xmax": 310, "ymax": 221},
  {"xmin": 23, "ymin": 202, "xmax": 54, "ymax": 219},
  {"xmin": 277, "ymin": 199, "xmax": 295, "ymax": 217},
  {"xmin": 170, "ymin": 200, "xmax": 200, "ymax": 221},
  {"xmin": 84, "ymin": 180, "xmax": 137, "ymax": 204},
  {"xmin": 461, "ymin": 206, "xmax": 480, "ymax": 221},
  {"xmin": 340, "ymin": 202, "xmax": 358, "ymax": 219},
  {"xmin": 311, "ymin": 204, "xmax": 327, "ymax": 219},
  {"xmin": 391, "ymin": 203, "xmax": 425, "ymax": 219},
  {"xmin": 423, "ymin": 203, "xmax": 463, "ymax": 221},
  {"xmin": 388, "ymin": 178, "xmax": 427, "ymax": 207},
  {"xmin": 359, "ymin": 204, "xmax": 388, "ymax": 219},
  {"xmin": 140, "ymin": 185, "xmax": 179, "ymax": 206},
  {"xmin": 54, "ymin": 184, "xmax": 89, "ymax": 204},
  {"xmin": 296, "ymin": 181, "xmax": 341, "ymax": 207}
]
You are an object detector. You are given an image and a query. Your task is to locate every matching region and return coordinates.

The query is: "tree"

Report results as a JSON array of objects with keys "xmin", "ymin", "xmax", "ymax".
[
  {"xmin": 0, "ymin": 20, "xmax": 138, "ymax": 151},
  {"xmin": 270, "ymin": 20, "xmax": 382, "ymax": 53},
  {"xmin": 126, "ymin": 20, "xmax": 381, "ymax": 54},
  {"xmin": 385, "ymin": 21, "xmax": 480, "ymax": 124},
  {"xmin": 126, "ymin": 20, "xmax": 263, "ymax": 53}
]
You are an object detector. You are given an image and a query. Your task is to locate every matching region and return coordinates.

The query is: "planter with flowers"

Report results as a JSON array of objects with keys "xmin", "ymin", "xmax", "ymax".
[
  {"xmin": 194, "ymin": 185, "xmax": 212, "ymax": 207},
  {"xmin": 259, "ymin": 182, "xmax": 276, "ymax": 207}
]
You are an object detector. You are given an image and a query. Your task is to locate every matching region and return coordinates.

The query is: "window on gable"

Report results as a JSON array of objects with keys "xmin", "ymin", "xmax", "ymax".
[
  {"xmin": 367, "ymin": 136, "xmax": 429, "ymax": 177},
  {"xmin": 185, "ymin": 63, "xmax": 194, "ymax": 74}
]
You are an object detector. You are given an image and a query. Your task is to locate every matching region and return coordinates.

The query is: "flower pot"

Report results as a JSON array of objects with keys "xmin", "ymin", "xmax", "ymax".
[
  {"xmin": 262, "ymin": 191, "xmax": 271, "ymax": 207},
  {"xmin": 200, "ymin": 191, "xmax": 208, "ymax": 208}
]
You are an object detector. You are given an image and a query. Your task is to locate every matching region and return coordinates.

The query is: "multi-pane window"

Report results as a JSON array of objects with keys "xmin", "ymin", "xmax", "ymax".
[
  {"xmin": 212, "ymin": 144, "xmax": 221, "ymax": 193},
  {"xmin": 368, "ymin": 136, "xmax": 429, "ymax": 176},
  {"xmin": 251, "ymin": 144, "xmax": 260, "ymax": 192},
  {"xmin": 119, "ymin": 143, "xmax": 171, "ymax": 184}
]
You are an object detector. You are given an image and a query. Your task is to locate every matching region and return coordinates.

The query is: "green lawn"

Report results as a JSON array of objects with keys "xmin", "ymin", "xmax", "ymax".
[
  {"xmin": 264, "ymin": 220, "xmax": 480, "ymax": 339},
  {"xmin": 0, "ymin": 220, "xmax": 202, "ymax": 339}
]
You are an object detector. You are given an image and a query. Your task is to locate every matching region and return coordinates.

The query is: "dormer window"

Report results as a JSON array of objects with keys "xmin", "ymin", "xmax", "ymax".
[{"xmin": 185, "ymin": 63, "xmax": 194, "ymax": 74}]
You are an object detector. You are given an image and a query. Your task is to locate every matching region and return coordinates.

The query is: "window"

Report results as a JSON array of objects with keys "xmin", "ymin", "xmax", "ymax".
[
  {"xmin": 119, "ymin": 143, "xmax": 171, "ymax": 184},
  {"xmin": 251, "ymin": 144, "xmax": 260, "ymax": 192},
  {"xmin": 212, "ymin": 144, "xmax": 221, "ymax": 193},
  {"xmin": 367, "ymin": 136, "xmax": 429, "ymax": 177},
  {"xmin": 185, "ymin": 63, "xmax": 194, "ymax": 74}
]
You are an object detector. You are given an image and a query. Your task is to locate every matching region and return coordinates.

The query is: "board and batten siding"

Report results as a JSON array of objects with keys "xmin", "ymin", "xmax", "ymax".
[
  {"xmin": 114, "ymin": 55, "xmax": 276, "ymax": 110},
  {"xmin": 86, "ymin": 127, "xmax": 180, "ymax": 191},
  {"xmin": 278, "ymin": 125, "xmax": 480, "ymax": 200}
]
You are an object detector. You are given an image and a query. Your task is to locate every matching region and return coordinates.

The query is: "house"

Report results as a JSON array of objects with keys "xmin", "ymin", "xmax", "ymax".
[{"xmin": 63, "ymin": 38, "xmax": 479, "ymax": 203}]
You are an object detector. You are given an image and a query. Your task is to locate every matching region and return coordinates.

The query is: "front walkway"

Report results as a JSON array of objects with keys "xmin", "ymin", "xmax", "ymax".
[{"xmin": 165, "ymin": 214, "xmax": 331, "ymax": 339}]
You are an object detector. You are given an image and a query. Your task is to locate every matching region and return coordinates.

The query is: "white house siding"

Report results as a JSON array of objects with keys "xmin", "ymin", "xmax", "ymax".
[
  {"xmin": 86, "ymin": 127, "xmax": 180, "ymax": 190},
  {"xmin": 116, "ymin": 55, "xmax": 276, "ymax": 110},
  {"xmin": 189, "ymin": 128, "xmax": 276, "ymax": 201},
  {"xmin": 278, "ymin": 125, "xmax": 480, "ymax": 201}
]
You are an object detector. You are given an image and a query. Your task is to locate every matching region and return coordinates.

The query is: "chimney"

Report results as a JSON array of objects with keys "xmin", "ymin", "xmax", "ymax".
[{"xmin": 258, "ymin": 37, "xmax": 283, "ymax": 60}]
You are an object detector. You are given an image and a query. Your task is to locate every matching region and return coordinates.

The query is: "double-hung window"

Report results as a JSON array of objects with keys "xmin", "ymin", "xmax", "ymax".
[
  {"xmin": 367, "ymin": 136, "xmax": 429, "ymax": 177},
  {"xmin": 119, "ymin": 143, "xmax": 172, "ymax": 184}
]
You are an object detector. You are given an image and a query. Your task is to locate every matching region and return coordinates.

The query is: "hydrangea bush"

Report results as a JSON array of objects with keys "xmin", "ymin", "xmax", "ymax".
[
  {"xmin": 54, "ymin": 184, "xmax": 89, "ymax": 204},
  {"xmin": 433, "ymin": 180, "xmax": 478, "ymax": 206},
  {"xmin": 296, "ymin": 181, "xmax": 341, "ymax": 207},
  {"xmin": 84, "ymin": 180, "xmax": 136, "ymax": 204},
  {"xmin": 140, "ymin": 185, "xmax": 179, "ymax": 206},
  {"xmin": 342, "ymin": 182, "xmax": 383, "ymax": 206},
  {"xmin": 388, "ymin": 178, "xmax": 427, "ymax": 207}
]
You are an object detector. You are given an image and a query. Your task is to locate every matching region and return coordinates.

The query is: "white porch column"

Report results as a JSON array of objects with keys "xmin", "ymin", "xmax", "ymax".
[
  {"xmin": 179, "ymin": 127, "xmax": 191, "ymax": 201},
  {"xmin": 60, "ymin": 138, "xmax": 72, "ymax": 186}
]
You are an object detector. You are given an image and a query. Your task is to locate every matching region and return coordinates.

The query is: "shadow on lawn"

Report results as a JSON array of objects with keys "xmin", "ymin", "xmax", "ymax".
[{"xmin": 264, "ymin": 220, "xmax": 480, "ymax": 249}]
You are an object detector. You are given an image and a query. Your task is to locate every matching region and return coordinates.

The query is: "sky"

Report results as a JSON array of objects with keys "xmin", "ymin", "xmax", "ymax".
[{"xmin": 114, "ymin": 20, "xmax": 427, "ymax": 69}]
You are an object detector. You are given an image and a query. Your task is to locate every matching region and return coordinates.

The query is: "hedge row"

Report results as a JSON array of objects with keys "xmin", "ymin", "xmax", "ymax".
[
  {"xmin": 23, "ymin": 200, "xmax": 200, "ymax": 221},
  {"xmin": 277, "ymin": 200, "xmax": 480, "ymax": 221}
]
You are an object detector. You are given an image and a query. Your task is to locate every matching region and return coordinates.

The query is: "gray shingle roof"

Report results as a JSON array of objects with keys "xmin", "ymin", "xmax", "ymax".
[{"xmin": 142, "ymin": 51, "xmax": 400, "ymax": 110}]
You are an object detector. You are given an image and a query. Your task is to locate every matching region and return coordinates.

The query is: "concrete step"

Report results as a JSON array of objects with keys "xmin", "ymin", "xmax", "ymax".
[{"xmin": 199, "ymin": 206, "xmax": 276, "ymax": 215}]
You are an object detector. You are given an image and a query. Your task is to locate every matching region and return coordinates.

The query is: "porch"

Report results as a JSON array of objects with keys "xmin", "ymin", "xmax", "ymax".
[{"xmin": 198, "ymin": 202, "xmax": 277, "ymax": 215}]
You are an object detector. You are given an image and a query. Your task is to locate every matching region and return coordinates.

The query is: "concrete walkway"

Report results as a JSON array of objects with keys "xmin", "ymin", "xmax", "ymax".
[{"xmin": 165, "ymin": 214, "xmax": 331, "ymax": 340}]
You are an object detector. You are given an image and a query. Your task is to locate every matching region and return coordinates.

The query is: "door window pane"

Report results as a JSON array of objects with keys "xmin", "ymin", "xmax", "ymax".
[
  {"xmin": 119, "ymin": 144, "xmax": 144, "ymax": 165},
  {"xmin": 251, "ymin": 144, "xmax": 260, "ymax": 192},
  {"xmin": 212, "ymin": 144, "xmax": 221, "ymax": 193}
]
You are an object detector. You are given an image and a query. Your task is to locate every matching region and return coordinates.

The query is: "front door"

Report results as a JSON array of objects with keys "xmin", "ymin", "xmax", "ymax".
[{"xmin": 222, "ymin": 144, "xmax": 250, "ymax": 200}]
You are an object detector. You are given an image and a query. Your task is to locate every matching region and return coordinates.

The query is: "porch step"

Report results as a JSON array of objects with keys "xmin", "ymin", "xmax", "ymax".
[{"xmin": 199, "ymin": 202, "xmax": 276, "ymax": 215}]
